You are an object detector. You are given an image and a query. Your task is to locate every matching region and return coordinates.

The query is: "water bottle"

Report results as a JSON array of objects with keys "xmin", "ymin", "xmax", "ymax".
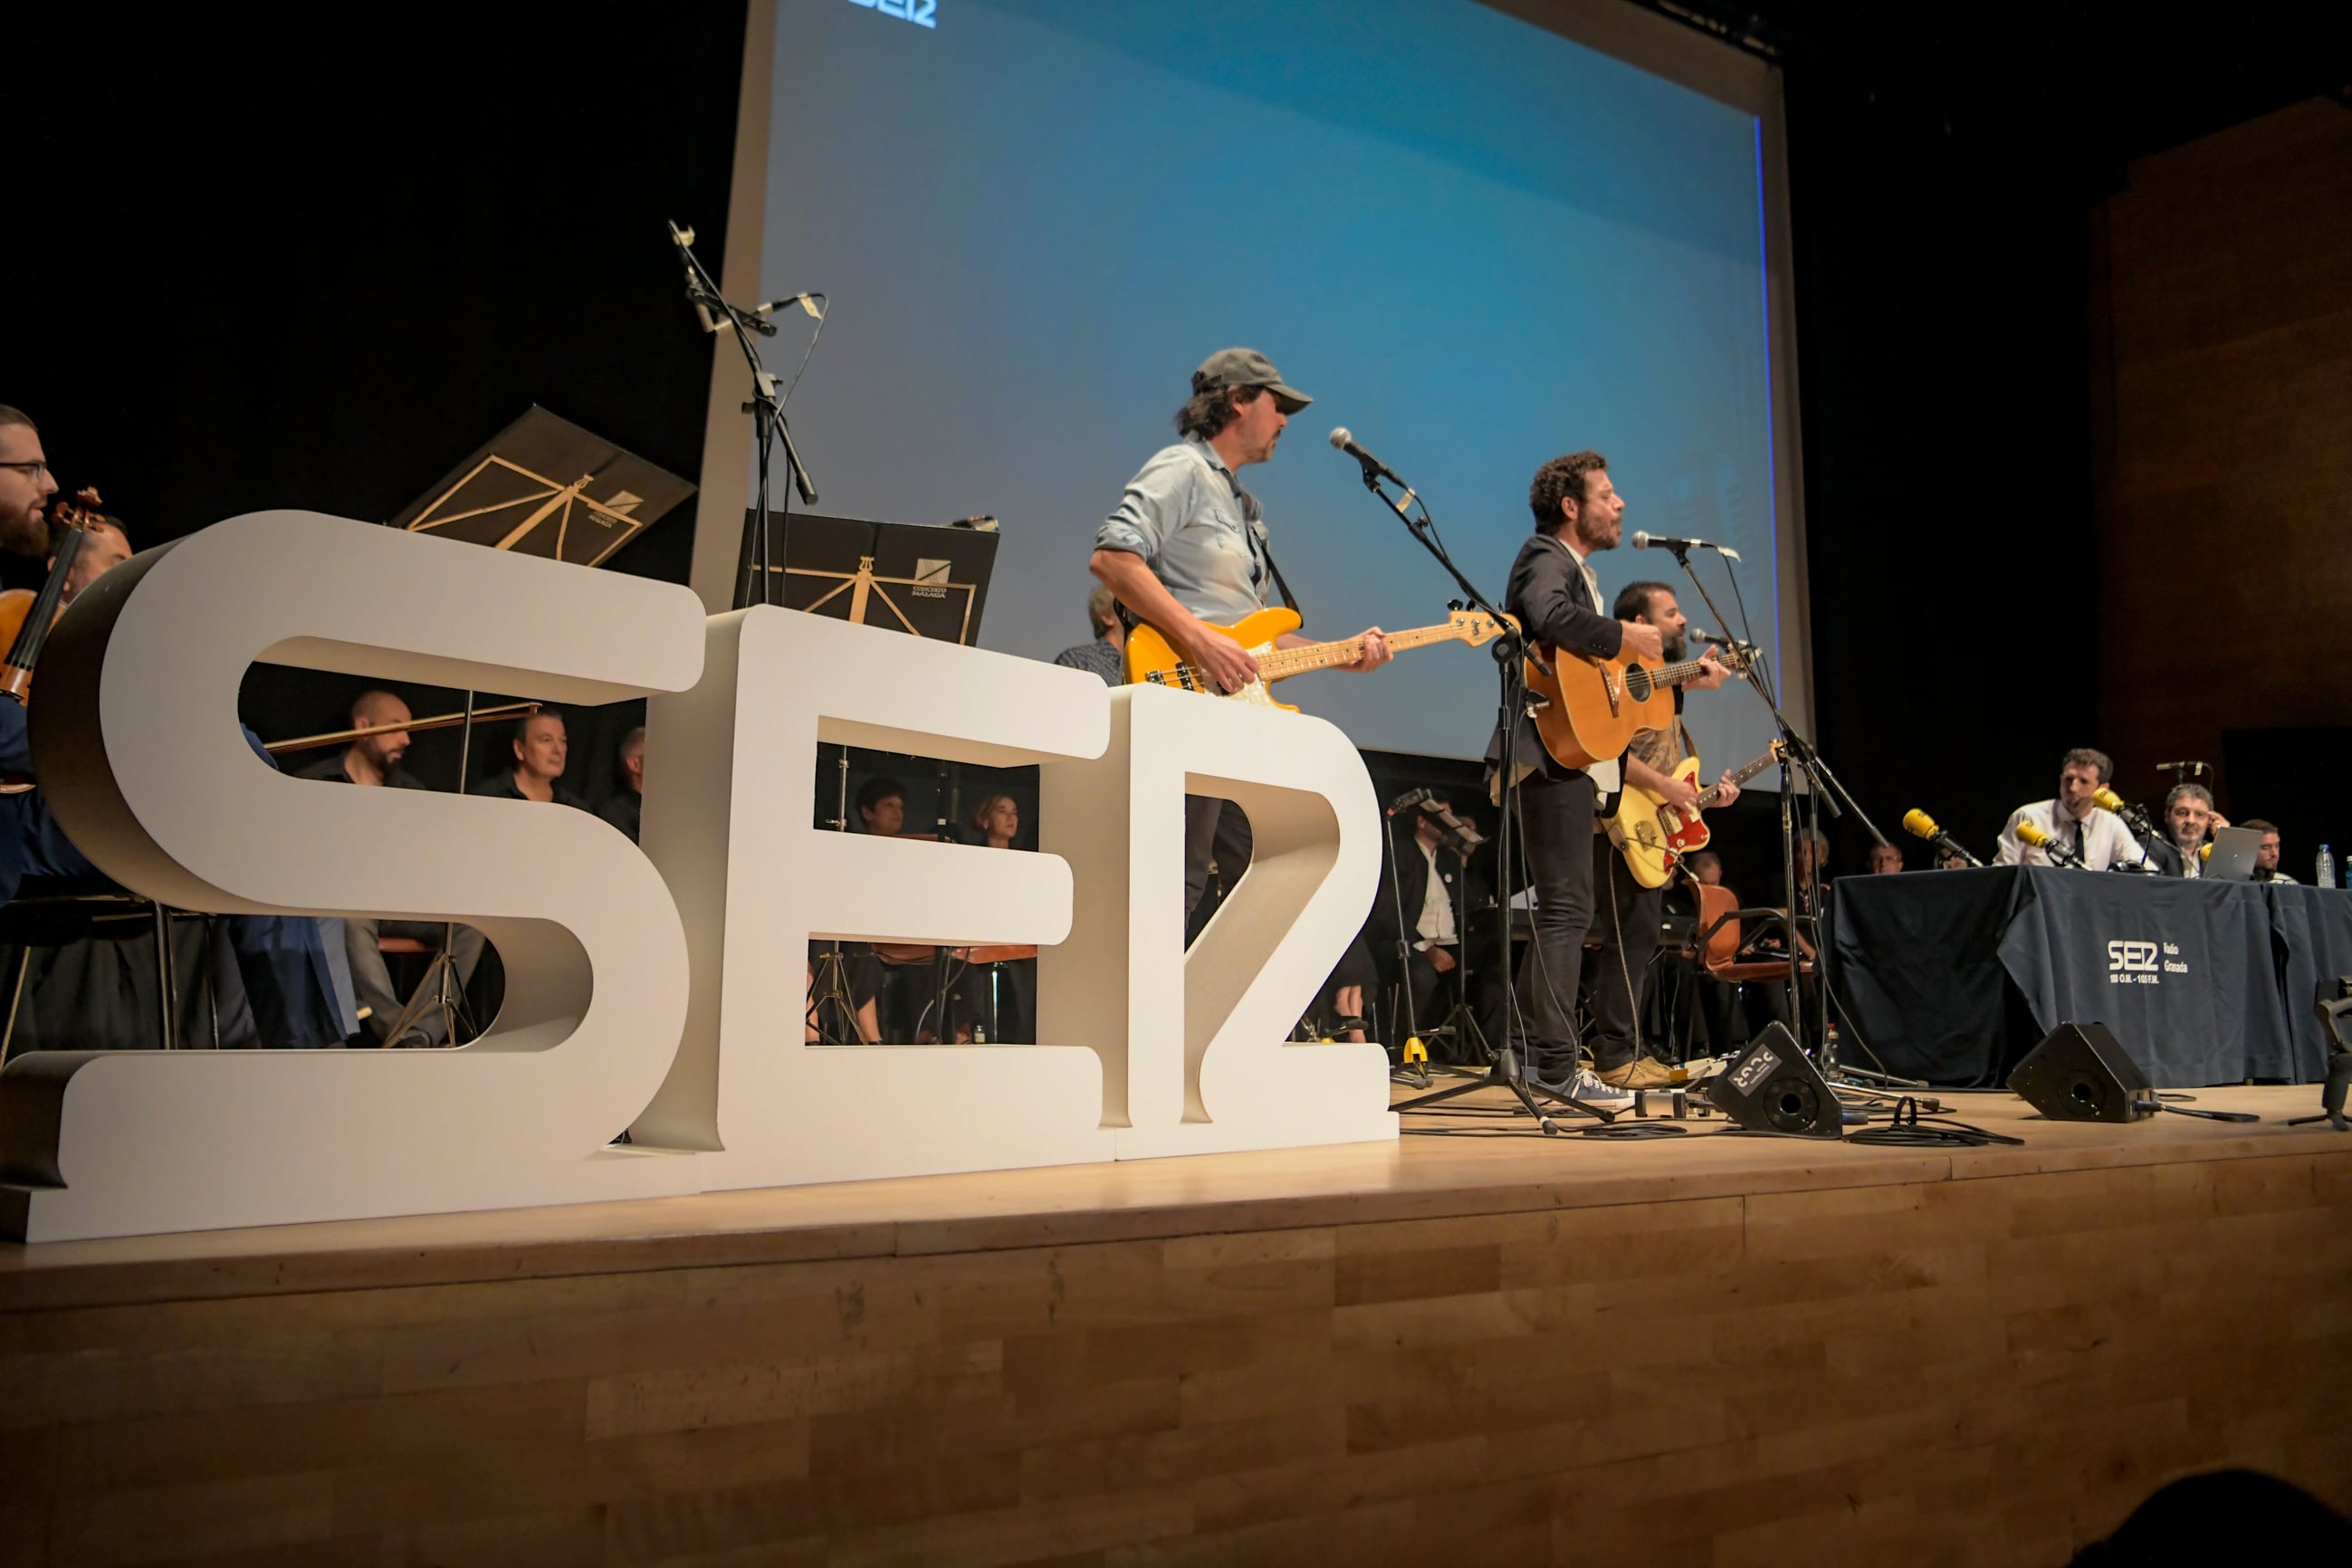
[{"xmin": 2319, "ymin": 844, "xmax": 2338, "ymax": 890}]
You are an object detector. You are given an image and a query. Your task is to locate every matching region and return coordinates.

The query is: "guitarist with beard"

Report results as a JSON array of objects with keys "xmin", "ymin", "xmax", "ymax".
[
  {"xmin": 1488, "ymin": 454, "xmax": 1736, "ymax": 1095},
  {"xmin": 1597, "ymin": 580, "xmax": 1741, "ymax": 1082},
  {"xmin": 1091, "ymin": 349, "xmax": 1392, "ymax": 927}
]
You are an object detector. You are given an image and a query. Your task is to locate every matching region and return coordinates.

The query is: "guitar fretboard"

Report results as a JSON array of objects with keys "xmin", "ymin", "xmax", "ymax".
[
  {"xmin": 1696, "ymin": 746, "xmax": 1783, "ymax": 808},
  {"xmin": 1256, "ymin": 620, "xmax": 1487, "ymax": 682}
]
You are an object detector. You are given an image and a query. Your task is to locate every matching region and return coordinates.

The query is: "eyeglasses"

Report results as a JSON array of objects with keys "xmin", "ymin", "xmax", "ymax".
[{"xmin": 0, "ymin": 461, "xmax": 52, "ymax": 479}]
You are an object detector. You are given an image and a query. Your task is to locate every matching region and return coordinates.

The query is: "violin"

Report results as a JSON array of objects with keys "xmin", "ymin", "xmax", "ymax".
[
  {"xmin": 0, "ymin": 488, "xmax": 104, "ymax": 795},
  {"xmin": 0, "ymin": 485, "xmax": 104, "ymax": 707}
]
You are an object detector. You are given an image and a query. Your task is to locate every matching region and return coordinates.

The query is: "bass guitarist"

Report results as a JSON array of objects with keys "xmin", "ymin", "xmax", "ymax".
[
  {"xmin": 1090, "ymin": 348, "xmax": 1391, "ymax": 925},
  {"xmin": 1487, "ymin": 454, "xmax": 1731, "ymax": 1094}
]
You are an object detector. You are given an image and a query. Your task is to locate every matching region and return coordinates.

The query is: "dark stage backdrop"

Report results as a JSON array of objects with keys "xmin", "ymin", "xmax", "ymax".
[
  {"xmin": 15, "ymin": 4, "xmax": 749, "ymax": 808},
  {"xmin": 1780, "ymin": 76, "xmax": 2103, "ymax": 875}
]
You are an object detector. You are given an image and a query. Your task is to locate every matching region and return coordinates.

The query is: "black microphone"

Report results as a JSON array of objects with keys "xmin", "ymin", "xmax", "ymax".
[
  {"xmin": 1687, "ymin": 627, "xmax": 1755, "ymax": 651},
  {"xmin": 1388, "ymin": 787, "xmax": 1433, "ymax": 815},
  {"xmin": 1630, "ymin": 531, "xmax": 1743, "ymax": 562},
  {"xmin": 1329, "ymin": 428, "xmax": 1407, "ymax": 487}
]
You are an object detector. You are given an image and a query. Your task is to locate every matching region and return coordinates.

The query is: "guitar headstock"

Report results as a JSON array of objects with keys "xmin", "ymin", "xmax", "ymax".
[{"xmin": 1448, "ymin": 608, "xmax": 1515, "ymax": 648}]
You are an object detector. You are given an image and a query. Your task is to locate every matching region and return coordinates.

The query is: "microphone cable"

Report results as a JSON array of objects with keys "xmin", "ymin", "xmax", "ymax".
[{"xmin": 1847, "ymin": 1095, "xmax": 2026, "ymax": 1148}]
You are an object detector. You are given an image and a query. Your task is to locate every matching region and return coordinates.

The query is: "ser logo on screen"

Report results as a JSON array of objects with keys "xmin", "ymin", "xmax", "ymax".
[{"xmin": 846, "ymin": 0, "xmax": 938, "ymax": 29}]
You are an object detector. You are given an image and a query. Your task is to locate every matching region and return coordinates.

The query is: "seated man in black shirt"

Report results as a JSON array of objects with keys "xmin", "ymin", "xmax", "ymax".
[
  {"xmin": 1050, "ymin": 586, "xmax": 1127, "ymax": 687},
  {"xmin": 598, "ymin": 725, "xmax": 645, "ymax": 842},
  {"xmin": 469, "ymin": 710, "xmax": 588, "ymax": 808},
  {"xmin": 297, "ymin": 689, "xmax": 485, "ymax": 1047}
]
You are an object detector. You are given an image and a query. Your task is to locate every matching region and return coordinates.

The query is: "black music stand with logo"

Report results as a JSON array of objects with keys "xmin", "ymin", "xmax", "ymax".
[{"xmin": 752, "ymin": 510, "xmax": 999, "ymax": 645}]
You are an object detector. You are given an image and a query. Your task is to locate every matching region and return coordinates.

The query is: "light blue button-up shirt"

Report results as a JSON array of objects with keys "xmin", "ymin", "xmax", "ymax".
[{"xmin": 1094, "ymin": 435, "xmax": 1272, "ymax": 624}]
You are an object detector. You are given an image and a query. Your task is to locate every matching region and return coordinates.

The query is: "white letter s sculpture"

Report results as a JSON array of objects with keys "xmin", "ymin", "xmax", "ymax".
[{"xmin": 3, "ymin": 513, "xmax": 706, "ymax": 1240}]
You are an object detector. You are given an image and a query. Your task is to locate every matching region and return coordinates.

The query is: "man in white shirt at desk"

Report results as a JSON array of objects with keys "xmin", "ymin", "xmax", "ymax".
[{"xmin": 1994, "ymin": 748, "xmax": 2153, "ymax": 872}]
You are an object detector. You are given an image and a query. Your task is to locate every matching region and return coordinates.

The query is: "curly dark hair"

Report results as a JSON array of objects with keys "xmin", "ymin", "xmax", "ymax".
[
  {"xmin": 1527, "ymin": 451, "xmax": 1609, "ymax": 532},
  {"xmin": 1173, "ymin": 383, "xmax": 1266, "ymax": 442}
]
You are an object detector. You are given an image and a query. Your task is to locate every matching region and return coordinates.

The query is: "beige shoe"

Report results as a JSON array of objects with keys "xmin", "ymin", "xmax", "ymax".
[{"xmin": 1592, "ymin": 1057, "xmax": 1677, "ymax": 1089}]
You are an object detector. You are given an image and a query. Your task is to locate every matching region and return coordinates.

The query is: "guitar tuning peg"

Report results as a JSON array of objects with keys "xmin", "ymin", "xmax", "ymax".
[{"xmin": 1448, "ymin": 598, "xmax": 1462, "ymax": 611}]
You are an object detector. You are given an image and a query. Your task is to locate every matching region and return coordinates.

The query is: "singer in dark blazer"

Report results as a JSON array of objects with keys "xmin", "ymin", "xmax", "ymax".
[{"xmin": 1482, "ymin": 452, "xmax": 1665, "ymax": 1095}]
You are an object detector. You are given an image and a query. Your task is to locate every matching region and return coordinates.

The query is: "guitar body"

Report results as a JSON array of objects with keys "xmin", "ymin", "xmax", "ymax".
[
  {"xmin": 1609, "ymin": 755, "xmax": 1707, "ymax": 889},
  {"xmin": 1523, "ymin": 643, "xmax": 1677, "ymax": 769},
  {"xmin": 1124, "ymin": 607, "xmax": 1303, "ymax": 711}
]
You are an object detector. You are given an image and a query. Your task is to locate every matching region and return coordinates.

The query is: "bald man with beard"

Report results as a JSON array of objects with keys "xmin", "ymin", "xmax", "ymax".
[{"xmin": 296, "ymin": 689, "xmax": 485, "ymax": 1047}]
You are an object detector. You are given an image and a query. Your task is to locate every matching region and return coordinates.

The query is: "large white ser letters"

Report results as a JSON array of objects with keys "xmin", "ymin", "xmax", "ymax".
[
  {"xmin": 631, "ymin": 607, "xmax": 1115, "ymax": 1185},
  {"xmin": 3, "ymin": 514, "xmax": 707, "ymax": 1240},
  {"xmin": 0, "ymin": 516, "xmax": 1396, "ymax": 1241}
]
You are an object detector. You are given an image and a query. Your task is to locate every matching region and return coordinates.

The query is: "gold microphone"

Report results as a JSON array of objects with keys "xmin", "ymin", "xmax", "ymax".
[
  {"xmin": 2092, "ymin": 786, "xmax": 2127, "ymax": 814},
  {"xmin": 1903, "ymin": 808, "xmax": 1983, "ymax": 867},
  {"xmin": 2017, "ymin": 819, "xmax": 2085, "ymax": 866}
]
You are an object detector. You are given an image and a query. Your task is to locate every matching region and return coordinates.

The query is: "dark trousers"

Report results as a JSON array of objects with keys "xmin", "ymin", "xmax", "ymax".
[
  {"xmin": 1182, "ymin": 795, "xmax": 1253, "ymax": 931},
  {"xmin": 1401, "ymin": 943, "xmax": 1463, "ymax": 1033},
  {"xmin": 1583, "ymin": 849, "xmax": 1662, "ymax": 1072},
  {"xmin": 1512, "ymin": 770, "xmax": 1598, "ymax": 1075}
]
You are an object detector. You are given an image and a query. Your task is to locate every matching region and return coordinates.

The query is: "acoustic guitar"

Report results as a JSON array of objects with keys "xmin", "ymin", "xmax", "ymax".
[
  {"xmin": 1607, "ymin": 741, "xmax": 1783, "ymax": 888},
  {"xmin": 1124, "ymin": 606, "xmax": 1511, "ymax": 711},
  {"xmin": 1523, "ymin": 640, "xmax": 1750, "ymax": 770}
]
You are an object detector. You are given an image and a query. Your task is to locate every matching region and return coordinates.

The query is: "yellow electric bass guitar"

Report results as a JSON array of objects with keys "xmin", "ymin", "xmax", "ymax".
[
  {"xmin": 1607, "ymin": 741, "xmax": 1784, "ymax": 888},
  {"xmin": 1525, "ymin": 641, "xmax": 1751, "ymax": 770},
  {"xmin": 1124, "ymin": 606, "xmax": 1512, "ymax": 711}
]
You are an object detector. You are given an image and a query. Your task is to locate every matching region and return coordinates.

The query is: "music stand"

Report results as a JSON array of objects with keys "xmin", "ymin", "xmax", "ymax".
[
  {"xmin": 766, "ymin": 512, "xmax": 1001, "ymax": 1045},
  {"xmin": 377, "ymin": 409, "xmax": 693, "ymax": 1047},
  {"xmin": 391, "ymin": 406, "xmax": 694, "ymax": 566},
  {"xmin": 753, "ymin": 510, "xmax": 999, "ymax": 643}
]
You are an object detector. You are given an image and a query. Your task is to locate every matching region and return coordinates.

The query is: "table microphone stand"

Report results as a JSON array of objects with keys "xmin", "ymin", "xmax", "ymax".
[{"xmin": 1344, "ymin": 457, "xmax": 1610, "ymax": 1132}]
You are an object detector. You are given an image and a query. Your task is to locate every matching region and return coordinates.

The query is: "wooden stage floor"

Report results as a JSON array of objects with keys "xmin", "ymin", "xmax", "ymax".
[{"xmin": 5, "ymin": 1083, "xmax": 2351, "ymax": 1565}]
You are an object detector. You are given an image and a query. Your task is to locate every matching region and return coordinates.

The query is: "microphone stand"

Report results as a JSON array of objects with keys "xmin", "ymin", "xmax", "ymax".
[
  {"xmin": 668, "ymin": 222, "xmax": 817, "ymax": 609},
  {"xmin": 1382, "ymin": 801, "xmax": 1429, "ymax": 1085},
  {"xmin": 1353, "ymin": 462, "xmax": 1610, "ymax": 1131},
  {"xmin": 1658, "ymin": 543, "xmax": 1905, "ymax": 1095}
]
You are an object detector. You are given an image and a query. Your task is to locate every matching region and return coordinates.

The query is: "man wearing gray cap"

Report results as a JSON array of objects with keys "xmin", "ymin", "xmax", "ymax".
[{"xmin": 1091, "ymin": 349, "xmax": 1392, "ymax": 925}]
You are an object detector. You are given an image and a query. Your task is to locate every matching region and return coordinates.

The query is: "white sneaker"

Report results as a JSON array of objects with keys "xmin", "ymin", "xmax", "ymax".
[{"xmin": 1530, "ymin": 1065, "xmax": 1634, "ymax": 1112}]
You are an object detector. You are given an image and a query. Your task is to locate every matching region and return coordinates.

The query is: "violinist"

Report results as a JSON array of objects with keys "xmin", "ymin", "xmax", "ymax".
[{"xmin": 0, "ymin": 469, "xmax": 354, "ymax": 1049}]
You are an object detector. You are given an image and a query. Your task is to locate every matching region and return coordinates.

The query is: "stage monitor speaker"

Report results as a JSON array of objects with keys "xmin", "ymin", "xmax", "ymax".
[
  {"xmin": 1705, "ymin": 1023, "xmax": 1841, "ymax": 1137},
  {"xmin": 2007, "ymin": 1021, "xmax": 2152, "ymax": 1123}
]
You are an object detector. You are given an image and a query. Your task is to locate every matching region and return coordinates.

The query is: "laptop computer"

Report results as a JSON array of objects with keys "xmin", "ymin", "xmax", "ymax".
[{"xmin": 2202, "ymin": 825, "xmax": 2264, "ymax": 882}]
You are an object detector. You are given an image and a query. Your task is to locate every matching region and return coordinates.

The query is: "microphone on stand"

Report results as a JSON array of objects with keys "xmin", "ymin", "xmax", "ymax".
[
  {"xmin": 1687, "ymin": 627, "xmax": 1757, "ymax": 653},
  {"xmin": 667, "ymin": 221, "xmax": 724, "ymax": 335},
  {"xmin": 2016, "ymin": 819, "xmax": 2085, "ymax": 868},
  {"xmin": 1902, "ymin": 808, "xmax": 1983, "ymax": 867},
  {"xmin": 1630, "ymin": 531, "xmax": 1743, "ymax": 563},
  {"xmin": 1328, "ymin": 428, "xmax": 1406, "ymax": 485},
  {"xmin": 1387, "ymin": 787, "xmax": 1433, "ymax": 816}
]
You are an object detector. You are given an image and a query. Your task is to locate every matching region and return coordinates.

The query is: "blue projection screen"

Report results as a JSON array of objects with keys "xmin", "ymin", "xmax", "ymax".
[{"xmin": 760, "ymin": 0, "xmax": 1793, "ymax": 768}]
